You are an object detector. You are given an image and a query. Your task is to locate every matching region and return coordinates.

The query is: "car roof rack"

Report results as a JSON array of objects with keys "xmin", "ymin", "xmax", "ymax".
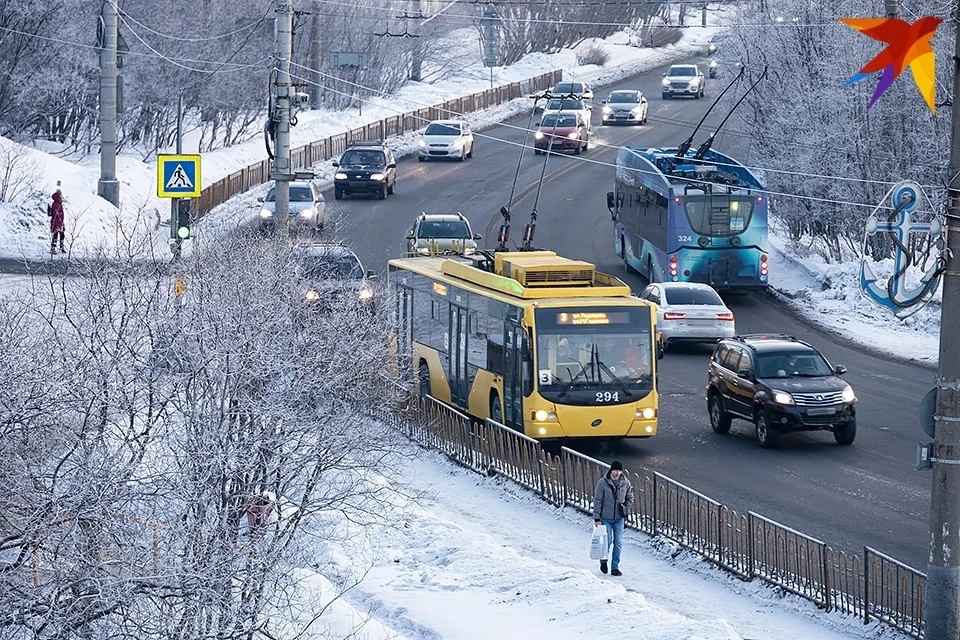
[
  {"xmin": 347, "ymin": 139, "xmax": 387, "ymax": 148},
  {"xmin": 731, "ymin": 333, "xmax": 798, "ymax": 343}
]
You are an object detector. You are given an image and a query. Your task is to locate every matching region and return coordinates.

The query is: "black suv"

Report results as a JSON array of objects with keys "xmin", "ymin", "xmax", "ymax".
[
  {"xmin": 706, "ymin": 334, "xmax": 857, "ymax": 448},
  {"xmin": 332, "ymin": 141, "xmax": 397, "ymax": 200}
]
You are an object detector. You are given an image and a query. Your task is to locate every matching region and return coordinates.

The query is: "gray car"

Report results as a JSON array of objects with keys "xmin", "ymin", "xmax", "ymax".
[
  {"xmin": 406, "ymin": 213, "xmax": 481, "ymax": 256},
  {"xmin": 295, "ymin": 243, "xmax": 376, "ymax": 307},
  {"xmin": 258, "ymin": 181, "xmax": 326, "ymax": 231},
  {"xmin": 600, "ymin": 90, "xmax": 648, "ymax": 125}
]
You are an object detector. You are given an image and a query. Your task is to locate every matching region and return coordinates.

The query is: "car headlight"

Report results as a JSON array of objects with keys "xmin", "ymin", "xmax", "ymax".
[
  {"xmin": 772, "ymin": 390, "xmax": 794, "ymax": 405},
  {"xmin": 304, "ymin": 289, "xmax": 319, "ymax": 302},
  {"xmin": 710, "ymin": 60, "xmax": 718, "ymax": 68},
  {"xmin": 418, "ymin": 139, "xmax": 427, "ymax": 148},
  {"xmin": 631, "ymin": 106, "xmax": 643, "ymax": 114},
  {"xmin": 334, "ymin": 172, "xmax": 347, "ymax": 180},
  {"xmin": 842, "ymin": 385, "xmax": 856, "ymax": 403},
  {"xmin": 567, "ymin": 131, "xmax": 579, "ymax": 139},
  {"xmin": 464, "ymin": 247, "xmax": 476, "ymax": 255},
  {"xmin": 662, "ymin": 78, "xmax": 671, "ymax": 86},
  {"xmin": 688, "ymin": 80, "xmax": 698, "ymax": 87},
  {"xmin": 358, "ymin": 288, "xmax": 374, "ymax": 301},
  {"xmin": 451, "ymin": 138, "xmax": 464, "ymax": 148},
  {"xmin": 602, "ymin": 106, "xmax": 612, "ymax": 114},
  {"xmin": 299, "ymin": 209, "xmax": 312, "ymax": 218},
  {"xmin": 371, "ymin": 173, "xmax": 385, "ymax": 181},
  {"xmin": 259, "ymin": 209, "xmax": 273, "ymax": 219},
  {"xmin": 534, "ymin": 131, "xmax": 544, "ymax": 140}
]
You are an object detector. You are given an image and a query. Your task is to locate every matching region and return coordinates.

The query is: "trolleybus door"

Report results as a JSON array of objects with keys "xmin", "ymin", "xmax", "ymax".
[
  {"xmin": 502, "ymin": 316, "xmax": 524, "ymax": 430},
  {"xmin": 397, "ymin": 287, "xmax": 413, "ymax": 373},
  {"xmin": 449, "ymin": 305, "xmax": 469, "ymax": 407}
]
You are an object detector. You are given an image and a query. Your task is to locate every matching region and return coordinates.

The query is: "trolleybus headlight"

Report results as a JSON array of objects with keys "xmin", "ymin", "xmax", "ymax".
[
  {"xmin": 730, "ymin": 236, "xmax": 741, "ymax": 247},
  {"xmin": 636, "ymin": 407, "xmax": 656, "ymax": 420},
  {"xmin": 534, "ymin": 410, "xmax": 557, "ymax": 421},
  {"xmin": 842, "ymin": 385, "xmax": 856, "ymax": 403},
  {"xmin": 645, "ymin": 425, "xmax": 654, "ymax": 433}
]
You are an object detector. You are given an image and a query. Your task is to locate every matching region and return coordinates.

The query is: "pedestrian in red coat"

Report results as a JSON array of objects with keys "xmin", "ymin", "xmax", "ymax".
[{"xmin": 49, "ymin": 189, "xmax": 65, "ymax": 254}]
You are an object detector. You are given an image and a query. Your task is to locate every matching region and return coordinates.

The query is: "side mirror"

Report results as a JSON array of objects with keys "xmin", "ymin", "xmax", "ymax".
[
  {"xmin": 387, "ymin": 162, "xmax": 397, "ymax": 169},
  {"xmin": 834, "ymin": 365, "xmax": 847, "ymax": 375},
  {"xmin": 641, "ymin": 97, "xmax": 647, "ymax": 103},
  {"xmin": 473, "ymin": 233, "xmax": 483, "ymax": 240},
  {"xmin": 738, "ymin": 369, "xmax": 753, "ymax": 381},
  {"xmin": 601, "ymin": 100, "xmax": 607, "ymax": 104},
  {"xmin": 366, "ymin": 269, "xmax": 376, "ymax": 278},
  {"xmin": 257, "ymin": 197, "xmax": 264, "ymax": 203},
  {"xmin": 405, "ymin": 233, "xmax": 415, "ymax": 240},
  {"xmin": 661, "ymin": 72, "xmax": 667, "ymax": 77},
  {"xmin": 332, "ymin": 161, "xmax": 339, "ymax": 167}
]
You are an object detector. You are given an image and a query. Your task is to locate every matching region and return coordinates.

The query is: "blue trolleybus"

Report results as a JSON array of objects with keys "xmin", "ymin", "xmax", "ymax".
[{"xmin": 607, "ymin": 146, "xmax": 769, "ymax": 289}]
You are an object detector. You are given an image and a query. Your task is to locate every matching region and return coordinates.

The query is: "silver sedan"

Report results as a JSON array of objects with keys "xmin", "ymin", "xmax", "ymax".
[{"xmin": 637, "ymin": 282, "xmax": 735, "ymax": 350}]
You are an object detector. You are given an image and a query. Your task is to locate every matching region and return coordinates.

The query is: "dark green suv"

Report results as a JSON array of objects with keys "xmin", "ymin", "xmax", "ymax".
[
  {"xmin": 332, "ymin": 141, "xmax": 397, "ymax": 200},
  {"xmin": 706, "ymin": 334, "xmax": 857, "ymax": 448}
]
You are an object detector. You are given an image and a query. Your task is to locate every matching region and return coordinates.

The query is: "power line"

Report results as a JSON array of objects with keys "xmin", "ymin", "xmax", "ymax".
[
  {"xmin": 116, "ymin": 10, "xmax": 266, "ymax": 43},
  {"xmin": 287, "ymin": 68, "xmax": 939, "ymax": 214},
  {"xmin": 289, "ymin": 61, "xmax": 945, "ymax": 194}
]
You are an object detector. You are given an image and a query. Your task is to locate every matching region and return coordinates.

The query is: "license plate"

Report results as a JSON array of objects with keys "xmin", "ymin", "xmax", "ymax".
[{"xmin": 807, "ymin": 406, "xmax": 838, "ymax": 416}]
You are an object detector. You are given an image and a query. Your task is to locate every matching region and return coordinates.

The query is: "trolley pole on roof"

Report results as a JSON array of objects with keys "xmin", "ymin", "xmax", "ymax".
[
  {"xmin": 271, "ymin": 0, "xmax": 294, "ymax": 220},
  {"xmin": 924, "ymin": 9, "xmax": 960, "ymax": 637}
]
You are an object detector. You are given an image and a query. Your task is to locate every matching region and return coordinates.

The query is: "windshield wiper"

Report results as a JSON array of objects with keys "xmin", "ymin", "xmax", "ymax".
[
  {"xmin": 558, "ymin": 361, "xmax": 590, "ymax": 399},
  {"xmin": 592, "ymin": 345, "xmax": 633, "ymax": 397}
]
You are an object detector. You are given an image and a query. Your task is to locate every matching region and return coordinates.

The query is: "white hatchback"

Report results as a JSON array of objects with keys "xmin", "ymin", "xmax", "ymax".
[{"xmin": 637, "ymin": 282, "xmax": 735, "ymax": 350}]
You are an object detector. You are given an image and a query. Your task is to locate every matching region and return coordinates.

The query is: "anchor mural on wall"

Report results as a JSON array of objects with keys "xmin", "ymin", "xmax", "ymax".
[{"xmin": 860, "ymin": 181, "xmax": 945, "ymax": 317}]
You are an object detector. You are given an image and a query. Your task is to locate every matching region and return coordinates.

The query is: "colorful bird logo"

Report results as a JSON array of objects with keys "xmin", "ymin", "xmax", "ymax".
[{"xmin": 840, "ymin": 16, "xmax": 942, "ymax": 114}]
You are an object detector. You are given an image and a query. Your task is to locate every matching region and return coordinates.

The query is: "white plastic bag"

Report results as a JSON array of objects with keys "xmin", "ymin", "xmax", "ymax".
[{"xmin": 589, "ymin": 524, "xmax": 608, "ymax": 560}]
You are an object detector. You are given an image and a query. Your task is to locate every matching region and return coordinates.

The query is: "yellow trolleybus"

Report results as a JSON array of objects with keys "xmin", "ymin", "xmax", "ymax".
[{"xmin": 388, "ymin": 250, "xmax": 659, "ymax": 440}]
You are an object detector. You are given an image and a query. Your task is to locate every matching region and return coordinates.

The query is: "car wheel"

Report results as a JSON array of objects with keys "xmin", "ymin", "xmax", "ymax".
[
  {"xmin": 387, "ymin": 181, "xmax": 394, "ymax": 195},
  {"xmin": 379, "ymin": 184, "xmax": 387, "ymax": 200},
  {"xmin": 755, "ymin": 410, "xmax": 780, "ymax": 449},
  {"xmin": 534, "ymin": 149, "xmax": 543, "ymax": 156},
  {"xmin": 620, "ymin": 238, "xmax": 635, "ymax": 274},
  {"xmin": 419, "ymin": 362, "xmax": 431, "ymax": 397},
  {"xmin": 490, "ymin": 394, "xmax": 503, "ymax": 424},
  {"xmin": 458, "ymin": 148, "xmax": 465, "ymax": 162},
  {"xmin": 662, "ymin": 93, "xmax": 669, "ymax": 100},
  {"xmin": 573, "ymin": 143, "xmax": 581, "ymax": 155},
  {"xmin": 708, "ymin": 394, "xmax": 732, "ymax": 434},
  {"xmin": 418, "ymin": 156, "xmax": 425, "ymax": 162},
  {"xmin": 467, "ymin": 144, "xmax": 474, "ymax": 159},
  {"xmin": 583, "ymin": 140, "xmax": 589, "ymax": 152},
  {"xmin": 334, "ymin": 188, "xmax": 343, "ymax": 200},
  {"xmin": 642, "ymin": 108, "xmax": 648, "ymax": 124},
  {"xmin": 834, "ymin": 420, "xmax": 856, "ymax": 445}
]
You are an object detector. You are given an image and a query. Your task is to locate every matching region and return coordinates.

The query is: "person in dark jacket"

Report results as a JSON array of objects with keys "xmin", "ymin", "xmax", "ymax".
[
  {"xmin": 592, "ymin": 460, "xmax": 634, "ymax": 576},
  {"xmin": 49, "ymin": 189, "xmax": 65, "ymax": 254}
]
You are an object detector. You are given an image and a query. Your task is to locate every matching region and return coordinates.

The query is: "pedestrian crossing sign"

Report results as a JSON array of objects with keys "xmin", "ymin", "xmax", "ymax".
[{"xmin": 157, "ymin": 154, "xmax": 201, "ymax": 198}]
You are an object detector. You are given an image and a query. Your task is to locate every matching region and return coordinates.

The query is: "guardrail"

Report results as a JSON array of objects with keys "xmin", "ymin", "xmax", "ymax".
[
  {"xmin": 195, "ymin": 70, "xmax": 563, "ymax": 216},
  {"xmin": 379, "ymin": 393, "xmax": 926, "ymax": 638}
]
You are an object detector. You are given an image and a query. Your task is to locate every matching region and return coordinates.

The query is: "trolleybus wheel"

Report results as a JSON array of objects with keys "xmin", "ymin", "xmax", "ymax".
[{"xmin": 490, "ymin": 394, "xmax": 503, "ymax": 424}]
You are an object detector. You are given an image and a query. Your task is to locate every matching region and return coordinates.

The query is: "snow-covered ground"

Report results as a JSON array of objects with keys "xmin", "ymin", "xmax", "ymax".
[{"xmin": 0, "ymin": 6, "xmax": 942, "ymax": 638}]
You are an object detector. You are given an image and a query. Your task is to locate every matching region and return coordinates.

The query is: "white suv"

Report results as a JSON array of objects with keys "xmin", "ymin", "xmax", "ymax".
[{"xmin": 661, "ymin": 64, "xmax": 705, "ymax": 99}]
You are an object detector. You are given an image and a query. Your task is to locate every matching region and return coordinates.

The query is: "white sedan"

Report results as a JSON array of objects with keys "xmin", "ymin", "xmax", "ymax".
[
  {"xmin": 417, "ymin": 120, "xmax": 474, "ymax": 162},
  {"xmin": 637, "ymin": 282, "xmax": 735, "ymax": 350}
]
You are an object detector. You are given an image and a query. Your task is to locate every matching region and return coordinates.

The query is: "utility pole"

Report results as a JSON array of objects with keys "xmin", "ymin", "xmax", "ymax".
[
  {"xmin": 410, "ymin": 0, "xmax": 423, "ymax": 81},
  {"xmin": 309, "ymin": 11, "xmax": 321, "ymax": 109},
  {"xmin": 925, "ymin": 8, "xmax": 960, "ymax": 637},
  {"xmin": 97, "ymin": 0, "xmax": 120, "ymax": 207},
  {"xmin": 884, "ymin": 0, "xmax": 899, "ymax": 17},
  {"xmin": 271, "ymin": 0, "xmax": 294, "ymax": 221},
  {"xmin": 701, "ymin": 4, "xmax": 707, "ymax": 27}
]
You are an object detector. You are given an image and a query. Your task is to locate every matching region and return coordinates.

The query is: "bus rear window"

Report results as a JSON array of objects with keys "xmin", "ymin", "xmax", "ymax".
[{"xmin": 683, "ymin": 195, "xmax": 754, "ymax": 237}]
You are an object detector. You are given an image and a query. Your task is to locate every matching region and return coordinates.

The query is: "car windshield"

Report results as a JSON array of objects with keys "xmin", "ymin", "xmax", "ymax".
[
  {"xmin": 608, "ymin": 91, "xmax": 640, "ymax": 103},
  {"xmin": 299, "ymin": 255, "xmax": 364, "ymax": 280},
  {"xmin": 540, "ymin": 115, "xmax": 577, "ymax": 128},
  {"xmin": 756, "ymin": 350, "xmax": 834, "ymax": 378},
  {"xmin": 553, "ymin": 83, "xmax": 583, "ymax": 94},
  {"xmin": 425, "ymin": 123, "xmax": 461, "ymax": 136},
  {"xmin": 339, "ymin": 150, "xmax": 385, "ymax": 167},
  {"xmin": 667, "ymin": 67, "xmax": 696, "ymax": 77},
  {"xmin": 266, "ymin": 186, "xmax": 313, "ymax": 203},
  {"xmin": 664, "ymin": 287, "xmax": 724, "ymax": 306},
  {"xmin": 545, "ymin": 98, "xmax": 584, "ymax": 111},
  {"xmin": 418, "ymin": 220, "xmax": 470, "ymax": 239}
]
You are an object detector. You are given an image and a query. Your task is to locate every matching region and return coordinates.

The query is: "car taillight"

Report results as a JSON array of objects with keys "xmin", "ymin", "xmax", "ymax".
[
  {"xmin": 663, "ymin": 312, "xmax": 686, "ymax": 320},
  {"xmin": 716, "ymin": 312, "xmax": 734, "ymax": 321}
]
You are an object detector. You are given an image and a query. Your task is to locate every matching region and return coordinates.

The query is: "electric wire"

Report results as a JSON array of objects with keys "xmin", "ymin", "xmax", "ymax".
[
  {"xmin": 287, "ymin": 69, "xmax": 939, "ymax": 215},
  {"xmin": 116, "ymin": 10, "xmax": 266, "ymax": 43},
  {"xmin": 289, "ymin": 60, "xmax": 946, "ymax": 194}
]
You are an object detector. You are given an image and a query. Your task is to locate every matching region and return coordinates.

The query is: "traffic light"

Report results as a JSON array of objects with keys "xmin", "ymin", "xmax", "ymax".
[{"xmin": 175, "ymin": 199, "xmax": 191, "ymax": 239}]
